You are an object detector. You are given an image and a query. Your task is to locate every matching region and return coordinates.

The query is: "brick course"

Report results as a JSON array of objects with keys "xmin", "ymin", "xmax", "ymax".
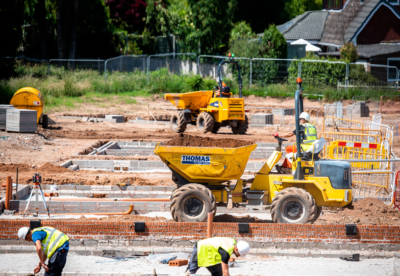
[{"xmin": 1, "ymin": 220, "xmax": 400, "ymax": 245}]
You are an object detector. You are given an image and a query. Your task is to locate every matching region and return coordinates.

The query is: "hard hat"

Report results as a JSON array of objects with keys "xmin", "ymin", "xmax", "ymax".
[
  {"xmin": 18, "ymin": 227, "xmax": 30, "ymax": 240},
  {"xmin": 299, "ymin": 112, "xmax": 310, "ymax": 121},
  {"xmin": 237, "ymin": 241, "xmax": 250, "ymax": 257}
]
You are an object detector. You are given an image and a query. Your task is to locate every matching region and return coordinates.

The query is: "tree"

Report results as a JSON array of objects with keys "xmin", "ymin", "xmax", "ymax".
[
  {"xmin": 340, "ymin": 42, "xmax": 358, "ymax": 64},
  {"xmin": 229, "ymin": 24, "xmax": 287, "ymax": 85},
  {"xmin": 284, "ymin": 0, "xmax": 322, "ymax": 19},
  {"xmin": 230, "ymin": 21, "xmax": 254, "ymax": 42},
  {"xmin": 0, "ymin": 0, "xmax": 24, "ymax": 78},
  {"xmin": 186, "ymin": 0, "xmax": 238, "ymax": 54},
  {"xmin": 106, "ymin": 0, "xmax": 147, "ymax": 33}
]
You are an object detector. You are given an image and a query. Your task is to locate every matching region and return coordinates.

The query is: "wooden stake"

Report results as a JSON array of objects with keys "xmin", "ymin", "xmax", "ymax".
[{"xmin": 207, "ymin": 212, "xmax": 213, "ymax": 238}]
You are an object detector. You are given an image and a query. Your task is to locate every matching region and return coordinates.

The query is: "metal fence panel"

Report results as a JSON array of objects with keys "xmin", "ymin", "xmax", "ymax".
[{"xmin": 48, "ymin": 59, "xmax": 104, "ymax": 75}]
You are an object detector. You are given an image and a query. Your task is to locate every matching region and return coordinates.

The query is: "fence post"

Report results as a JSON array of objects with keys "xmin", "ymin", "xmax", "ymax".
[
  {"xmin": 298, "ymin": 61, "xmax": 302, "ymax": 78},
  {"xmin": 197, "ymin": 55, "xmax": 201, "ymax": 76},
  {"xmin": 143, "ymin": 56, "xmax": 146, "ymax": 72},
  {"xmin": 105, "ymin": 59, "xmax": 108, "ymax": 82},
  {"xmin": 147, "ymin": 55, "xmax": 151, "ymax": 84},
  {"xmin": 249, "ymin": 59, "xmax": 252, "ymax": 87},
  {"xmin": 47, "ymin": 60, "xmax": 52, "ymax": 75}
]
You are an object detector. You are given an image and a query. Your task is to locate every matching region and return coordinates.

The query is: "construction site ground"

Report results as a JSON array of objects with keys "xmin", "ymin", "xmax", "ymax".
[
  {"xmin": 1, "ymin": 96, "xmax": 400, "ymax": 224},
  {"xmin": 0, "ymin": 253, "xmax": 395, "ymax": 276}
]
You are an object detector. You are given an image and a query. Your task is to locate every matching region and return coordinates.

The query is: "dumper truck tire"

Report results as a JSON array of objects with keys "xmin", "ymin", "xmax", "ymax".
[
  {"xmin": 232, "ymin": 115, "xmax": 248, "ymax": 134},
  {"xmin": 270, "ymin": 187, "xmax": 317, "ymax": 224},
  {"xmin": 197, "ymin": 112, "xmax": 214, "ymax": 134},
  {"xmin": 212, "ymin": 123, "xmax": 221, "ymax": 134},
  {"xmin": 170, "ymin": 112, "xmax": 187, "ymax": 133},
  {"xmin": 309, "ymin": 206, "xmax": 323, "ymax": 223},
  {"xmin": 170, "ymin": 184, "xmax": 217, "ymax": 222}
]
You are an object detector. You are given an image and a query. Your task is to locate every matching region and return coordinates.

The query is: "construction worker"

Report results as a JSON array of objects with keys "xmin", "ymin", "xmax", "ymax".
[
  {"xmin": 215, "ymin": 77, "xmax": 231, "ymax": 98},
  {"xmin": 185, "ymin": 237, "xmax": 250, "ymax": 276},
  {"xmin": 273, "ymin": 112, "xmax": 317, "ymax": 172},
  {"xmin": 18, "ymin": 226, "xmax": 70, "ymax": 276}
]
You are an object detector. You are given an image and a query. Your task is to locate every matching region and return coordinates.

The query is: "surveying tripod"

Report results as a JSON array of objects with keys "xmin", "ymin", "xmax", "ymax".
[{"xmin": 23, "ymin": 173, "xmax": 50, "ymax": 217}]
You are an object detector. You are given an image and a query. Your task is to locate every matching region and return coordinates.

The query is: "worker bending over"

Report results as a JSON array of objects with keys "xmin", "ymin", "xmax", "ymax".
[
  {"xmin": 273, "ymin": 112, "xmax": 317, "ymax": 173},
  {"xmin": 185, "ymin": 237, "xmax": 250, "ymax": 276},
  {"xmin": 18, "ymin": 226, "xmax": 70, "ymax": 276}
]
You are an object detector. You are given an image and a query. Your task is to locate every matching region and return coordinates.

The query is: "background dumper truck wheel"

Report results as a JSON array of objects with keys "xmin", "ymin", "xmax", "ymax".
[
  {"xmin": 197, "ymin": 112, "xmax": 214, "ymax": 134},
  {"xmin": 232, "ymin": 115, "xmax": 249, "ymax": 134},
  {"xmin": 170, "ymin": 112, "xmax": 187, "ymax": 133},
  {"xmin": 270, "ymin": 187, "xmax": 317, "ymax": 224},
  {"xmin": 170, "ymin": 184, "xmax": 217, "ymax": 222}
]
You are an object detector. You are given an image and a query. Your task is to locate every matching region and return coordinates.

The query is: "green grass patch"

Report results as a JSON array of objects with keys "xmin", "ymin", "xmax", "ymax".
[{"xmin": 1, "ymin": 64, "xmax": 399, "ymax": 112}]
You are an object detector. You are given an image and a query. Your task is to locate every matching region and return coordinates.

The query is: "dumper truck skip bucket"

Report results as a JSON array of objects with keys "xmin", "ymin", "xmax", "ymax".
[
  {"xmin": 154, "ymin": 143, "xmax": 257, "ymax": 184},
  {"xmin": 165, "ymin": 91, "xmax": 213, "ymax": 111}
]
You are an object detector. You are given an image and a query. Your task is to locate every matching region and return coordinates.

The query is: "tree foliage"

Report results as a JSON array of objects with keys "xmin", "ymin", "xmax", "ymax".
[
  {"xmin": 229, "ymin": 24, "xmax": 287, "ymax": 85},
  {"xmin": 230, "ymin": 21, "xmax": 255, "ymax": 42},
  {"xmin": 340, "ymin": 42, "xmax": 358, "ymax": 64},
  {"xmin": 106, "ymin": 0, "xmax": 147, "ymax": 33},
  {"xmin": 185, "ymin": 0, "xmax": 237, "ymax": 54},
  {"xmin": 284, "ymin": 0, "xmax": 322, "ymax": 19}
]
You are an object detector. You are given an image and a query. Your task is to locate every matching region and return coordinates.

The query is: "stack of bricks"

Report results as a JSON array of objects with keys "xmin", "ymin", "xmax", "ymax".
[{"xmin": 2, "ymin": 220, "xmax": 400, "ymax": 247}]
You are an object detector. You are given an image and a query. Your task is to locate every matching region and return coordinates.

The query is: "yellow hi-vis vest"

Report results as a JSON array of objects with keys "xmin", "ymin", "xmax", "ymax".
[
  {"xmin": 32, "ymin": 227, "xmax": 70, "ymax": 258},
  {"xmin": 197, "ymin": 237, "xmax": 236, "ymax": 267},
  {"xmin": 301, "ymin": 123, "xmax": 317, "ymax": 151}
]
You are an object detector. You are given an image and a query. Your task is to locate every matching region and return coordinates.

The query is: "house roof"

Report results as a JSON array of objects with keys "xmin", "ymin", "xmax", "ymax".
[
  {"xmin": 276, "ymin": 11, "xmax": 329, "ymax": 42},
  {"xmin": 318, "ymin": 44, "xmax": 400, "ymax": 58}
]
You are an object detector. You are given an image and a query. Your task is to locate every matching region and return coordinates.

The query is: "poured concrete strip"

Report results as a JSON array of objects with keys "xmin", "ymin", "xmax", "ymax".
[
  {"xmin": 93, "ymin": 141, "xmax": 281, "ymax": 159},
  {"xmin": 60, "ymin": 159, "xmax": 266, "ymax": 173},
  {"xmin": 41, "ymin": 190, "xmax": 171, "ymax": 198},
  {"xmin": 35, "ymin": 185, "xmax": 176, "ymax": 191}
]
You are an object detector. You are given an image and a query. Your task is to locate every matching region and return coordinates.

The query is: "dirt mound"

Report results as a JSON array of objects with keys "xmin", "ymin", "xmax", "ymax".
[
  {"xmin": 317, "ymin": 198, "xmax": 400, "ymax": 225},
  {"xmin": 163, "ymin": 135, "xmax": 255, "ymax": 148},
  {"xmin": 380, "ymin": 99, "xmax": 400, "ymax": 114},
  {"xmin": 0, "ymin": 163, "xmax": 32, "ymax": 172},
  {"xmin": 38, "ymin": 162, "xmax": 71, "ymax": 174}
]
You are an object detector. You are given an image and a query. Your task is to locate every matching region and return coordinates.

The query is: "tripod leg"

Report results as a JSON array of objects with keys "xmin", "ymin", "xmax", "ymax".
[
  {"xmin": 38, "ymin": 185, "xmax": 50, "ymax": 217},
  {"xmin": 23, "ymin": 186, "xmax": 36, "ymax": 217}
]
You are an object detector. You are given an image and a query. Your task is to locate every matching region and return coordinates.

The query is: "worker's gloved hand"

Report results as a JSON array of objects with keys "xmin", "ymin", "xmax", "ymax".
[{"xmin": 273, "ymin": 133, "xmax": 279, "ymax": 137}]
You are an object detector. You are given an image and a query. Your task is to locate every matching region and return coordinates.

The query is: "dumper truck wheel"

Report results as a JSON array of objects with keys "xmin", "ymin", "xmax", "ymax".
[
  {"xmin": 212, "ymin": 123, "xmax": 221, "ymax": 134},
  {"xmin": 170, "ymin": 184, "xmax": 217, "ymax": 222},
  {"xmin": 197, "ymin": 112, "xmax": 214, "ymax": 134},
  {"xmin": 232, "ymin": 115, "xmax": 248, "ymax": 134},
  {"xmin": 270, "ymin": 187, "xmax": 317, "ymax": 224},
  {"xmin": 170, "ymin": 112, "xmax": 187, "ymax": 133},
  {"xmin": 309, "ymin": 206, "xmax": 323, "ymax": 223}
]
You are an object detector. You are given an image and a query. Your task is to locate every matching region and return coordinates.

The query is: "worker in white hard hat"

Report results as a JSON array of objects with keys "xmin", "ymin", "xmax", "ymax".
[
  {"xmin": 18, "ymin": 226, "xmax": 70, "ymax": 276},
  {"xmin": 273, "ymin": 112, "xmax": 317, "ymax": 173},
  {"xmin": 185, "ymin": 237, "xmax": 250, "ymax": 276}
]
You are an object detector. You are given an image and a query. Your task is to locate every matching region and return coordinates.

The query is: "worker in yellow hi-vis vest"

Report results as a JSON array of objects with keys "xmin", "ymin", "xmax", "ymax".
[
  {"xmin": 273, "ymin": 112, "xmax": 317, "ymax": 173},
  {"xmin": 18, "ymin": 226, "xmax": 70, "ymax": 276},
  {"xmin": 185, "ymin": 237, "xmax": 250, "ymax": 276}
]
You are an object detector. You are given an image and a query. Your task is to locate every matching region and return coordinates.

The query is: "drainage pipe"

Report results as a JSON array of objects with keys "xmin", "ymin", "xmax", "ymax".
[
  {"xmin": 54, "ymin": 205, "xmax": 134, "ymax": 216},
  {"xmin": 5, "ymin": 177, "xmax": 11, "ymax": 209},
  {"xmin": 50, "ymin": 198, "xmax": 170, "ymax": 202}
]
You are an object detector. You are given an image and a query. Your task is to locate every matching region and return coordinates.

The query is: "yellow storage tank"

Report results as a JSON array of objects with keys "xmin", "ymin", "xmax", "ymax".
[{"xmin": 9, "ymin": 87, "xmax": 44, "ymax": 124}]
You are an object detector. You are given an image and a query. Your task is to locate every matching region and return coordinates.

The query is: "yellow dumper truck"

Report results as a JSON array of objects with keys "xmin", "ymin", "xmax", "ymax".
[
  {"xmin": 155, "ymin": 90, "xmax": 352, "ymax": 224},
  {"xmin": 165, "ymin": 58, "xmax": 248, "ymax": 134}
]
